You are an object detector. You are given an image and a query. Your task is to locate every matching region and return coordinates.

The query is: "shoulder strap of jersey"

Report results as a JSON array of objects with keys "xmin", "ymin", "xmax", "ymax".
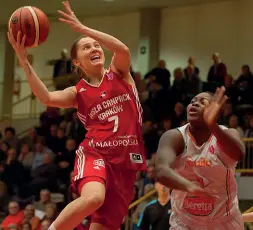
[
  {"xmin": 219, "ymin": 125, "xmax": 228, "ymax": 130},
  {"xmin": 105, "ymin": 65, "xmax": 122, "ymax": 79},
  {"xmin": 75, "ymin": 78, "xmax": 85, "ymax": 92},
  {"xmin": 177, "ymin": 124, "xmax": 189, "ymax": 141}
]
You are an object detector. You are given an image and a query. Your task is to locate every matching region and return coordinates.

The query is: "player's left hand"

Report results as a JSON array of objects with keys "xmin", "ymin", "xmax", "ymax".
[
  {"xmin": 58, "ymin": 1, "xmax": 84, "ymax": 33},
  {"xmin": 203, "ymin": 86, "xmax": 228, "ymax": 128}
]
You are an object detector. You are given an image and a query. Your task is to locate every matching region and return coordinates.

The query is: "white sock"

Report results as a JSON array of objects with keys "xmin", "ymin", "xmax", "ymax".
[{"xmin": 48, "ymin": 223, "xmax": 56, "ymax": 230}]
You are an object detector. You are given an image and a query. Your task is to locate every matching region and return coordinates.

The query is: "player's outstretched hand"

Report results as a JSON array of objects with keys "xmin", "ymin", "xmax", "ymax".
[
  {"xmin": 7, "ymin": 30, "xmax": 27, "ymax": 65},
  {"xmin": 58, "ymin": 1, "xmax": 84, "ymax": 34},
  {"xmin": 203, "ymin": 86, "xmax": 228, "ymax": 129},
  {"xmin": 186, "ymin": 183, "xmax": 206, "ymax": 196}
]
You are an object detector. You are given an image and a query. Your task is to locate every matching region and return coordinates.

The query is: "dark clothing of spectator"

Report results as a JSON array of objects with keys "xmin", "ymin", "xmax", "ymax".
[
  {"xmin": 145, "ymin": 68, "xmax": 171, "ymax": 89},
  {"xmin": 207, "ymin": 62, "xmax": 227, "ymax": 86},
  {"xmin": 138, "ymin": 199, "xmax": 172, "ymax": 230}
]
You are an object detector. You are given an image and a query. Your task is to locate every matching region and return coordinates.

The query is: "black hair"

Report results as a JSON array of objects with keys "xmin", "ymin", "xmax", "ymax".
[
  {"xmin": 203, "ymin": 91, "xmax": 214, "ymax": 97},
  {"xmin": 4, "ymin": 127, "xmax": 15, "ymax": 136}
]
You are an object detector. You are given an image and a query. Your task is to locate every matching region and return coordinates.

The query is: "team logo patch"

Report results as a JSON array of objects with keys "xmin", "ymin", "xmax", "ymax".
[
  {"xmin": 130, "ymin": 153, "xmax": 143, "ymax": 163},
  {"xmin": 79, "ymin": 88, "xmax": 86, "ymax": 93},
  {"xmin": 100, "ymin": 91, "xmax": 106, "ymax": 98},
  {"xmin": 93, "ymin": 159, "xmax": 105, "ymax": 170},
  {"xmin": 183, "ymin": 196, "xmax": 215, "ymax": 216},
  {"xmin": 107, "ymin": 72, "xmax": 114, "ymax": 80}
]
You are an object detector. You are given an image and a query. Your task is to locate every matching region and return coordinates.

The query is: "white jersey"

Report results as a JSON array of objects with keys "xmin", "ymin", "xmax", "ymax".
[{"xmin": 170, "ymin": 124, "xmax": 244, "ymax": 229}]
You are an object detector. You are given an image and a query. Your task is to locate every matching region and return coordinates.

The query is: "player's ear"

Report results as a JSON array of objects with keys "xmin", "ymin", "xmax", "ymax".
[{"xmin": 73, "ymin": 59, "xmax": 80, "ymax": 67}]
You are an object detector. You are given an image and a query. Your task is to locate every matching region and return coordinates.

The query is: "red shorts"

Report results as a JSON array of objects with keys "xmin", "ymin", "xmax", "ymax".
[{"xmin": 71, "ymin": 146, "xmax": 136, "ymax": 230}]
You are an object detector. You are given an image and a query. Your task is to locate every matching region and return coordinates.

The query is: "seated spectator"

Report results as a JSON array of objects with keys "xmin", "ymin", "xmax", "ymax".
[
  {"xmin": 33, "ymin": 190, "xmax": 55, "ymax": 213},
  {"xmin": 142, "ymin": 121, "xmax": 159, "ymax": 159},
  {"xmin": 0, "ymin": 182, "xmax": 10, "ymax": 216},
  {"xmin": 219, "ymin": 102, "xmax": 233, "ymax": 126},
  {"xmin": 138, "ymin": 90, "xmax": 153, "ymax": 123},
  {"xmin": 3, "ymin": 127, "xmax": 19, "ymax": 151},
  {"xmin": 158, "ymin": 118, "xmax": 172, "ymax": 136},
  {"xmin": 21, "ymin": 154, "xmax": 57, "ymax": 199},
  {"xmin": 244, "ymin": 117, "xmax": 253, "ymax": 138},
  {"xmin": 242, "ymin": 116, "xmax": 253, "ymax": 170},
  {"xmin": 21, "ymin": 222, "xmax": 32, "ymax": 230},
  {"xmin": 135, "ymin": 171, "xmax": 145, "ymax": 198},
  {"xmin": 132, "ymin": 183, "xmax": 155, "ymax": 226},
  {"xmin": 133, "ymin": 72, "xmax": 143, "ymax": 92},
  {"xmin": 224, "ymin": 74, "xmax": 239, "ymax": 105},
  {"xmin": 228, "ymin": 115, "xmax": 244, "ymax": 137},
  {"xmin": 1, "ymin": 201, "xmax": 24, "ymax": 230},
  {"xmin": 39, "ymin": 107, "xmax": 61, "ymax": 136},
  {"xmin": 144, "ymin": 165, "xmax": 155, "ymax": 186},
  {"xmin": 0, "ymin": 142, "xmax": 10, "ymax": 163},
  {"xmin": 145, "ymin": 80, "xmax": 173, "ymax": 121},
  {"xmin": 18, "ymin": 144, "xmax": 33, "ymax": 170},
  {"xmin": 235, "ymin": 65, "xmax": 253, "ymax": 104},
  {"xmin": 67, "ymin": 111, "xmax": 87, "ymax": 146},
  {"xmin": 45, "ymin": 125, "xmax": 58, "ymax": 154},
  {"xmin": 184, "ymin": 65, "xmax": 201, "ymax": 97},
  {"xmin": 20, "ymin": 128, "xmax": 38, "ymax": 151},
  {"xmin": 54, "ymin": 128, "xmax": 67, "ymax": 154},
  {"xmin": 2, "ymin": 148, "xmax": 26, "ymax": 195},
  {"xmin": 32, "ymin": 137, "xmax": 53, "ymax": 171},
  {"xmin": 171, "ymin": 67, "xmax": 186, "ymax": 103},
  {"xmin": 149, "ymin": 153, "xmax": 156, "ymax": 167},
  {"xmin": 40, "ymin": 219, "xmax": 51, "ymax": 230},
  {"xmin": 55, "ymin": 139, "xmax": 76, "ymax": 185},
  {"xmin": 6, "ymin": 224, "xmax": 18, "ymax": 230},
  {"xmin": 22, "ymin": 205, "xmax": 40, "ymax": 230},
  {"xmin": 41, "ymin": 203, "xmax": 57, "ymax": 223},
  {"xmin": 171, "ymin": 102, "xmax": 186, "ymax": 128}
]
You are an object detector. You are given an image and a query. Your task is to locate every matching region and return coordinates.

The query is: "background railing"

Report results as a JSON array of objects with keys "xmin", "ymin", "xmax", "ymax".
[
  {"xmin": 12, "ymin": 78, "xmax": 53, "ymax": 119},
  {"xmin": 5, "ymin": 75, "xmax": 79, "ymax": 120}
]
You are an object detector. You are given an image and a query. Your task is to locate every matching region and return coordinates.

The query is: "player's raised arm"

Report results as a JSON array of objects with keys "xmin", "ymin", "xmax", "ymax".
[
  {"xmin": 155, "ymin": 129, "xmax": 204, "ymax": 193},
  {"xmin": 58, "ymin": 1, "xmax": 133, "ymax": 82},
  {"xmin": 203, "ymin": 87, "xmax": 245, "ymax": 161},
  {"xmin": 8, "ymin": 30, "xmax": 77, "ymax": 109}
]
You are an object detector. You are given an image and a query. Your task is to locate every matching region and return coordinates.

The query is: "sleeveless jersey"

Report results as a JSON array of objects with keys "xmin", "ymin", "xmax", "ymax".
[
  {"xmin": 75, "ymin": 68, "xmax": 146, "ymax": 171},
  {"xmin": 170, "ymin": 124, "xmax": 242, "ymax": 225}
]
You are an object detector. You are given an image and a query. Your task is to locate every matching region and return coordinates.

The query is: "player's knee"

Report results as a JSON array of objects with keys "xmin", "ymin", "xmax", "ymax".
[{"xmin": 83, "ymin": 192, "xmax": 105, "ymax": 209}]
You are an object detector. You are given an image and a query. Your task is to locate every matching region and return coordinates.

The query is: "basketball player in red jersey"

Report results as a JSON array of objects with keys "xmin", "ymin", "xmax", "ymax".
[{"xmin": 8, "ymin": 1, "xmax": 146, "ymax": 230}]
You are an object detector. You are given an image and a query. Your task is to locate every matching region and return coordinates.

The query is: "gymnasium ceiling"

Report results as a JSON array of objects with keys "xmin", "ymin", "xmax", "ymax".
[{"xmin": 1, "ymin": 0, "xmax": 232, "ymax": 25}]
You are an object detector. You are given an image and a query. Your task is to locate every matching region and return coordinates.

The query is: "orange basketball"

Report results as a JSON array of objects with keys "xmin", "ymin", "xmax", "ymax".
[{"xmin": 9, "ymin": 6, "xmax": 50, "ymax": 48}]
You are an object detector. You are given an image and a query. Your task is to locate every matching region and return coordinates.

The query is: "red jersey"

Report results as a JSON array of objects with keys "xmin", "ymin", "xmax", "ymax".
[{"xmin": 75, "ymin": 68, "xmax": 146, "ymax": 171}]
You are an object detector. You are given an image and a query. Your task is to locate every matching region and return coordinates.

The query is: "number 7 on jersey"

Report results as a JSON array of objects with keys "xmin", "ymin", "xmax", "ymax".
[{"xmin": 108, "ymin": 115, "xmax": 119, "ymax": 132}]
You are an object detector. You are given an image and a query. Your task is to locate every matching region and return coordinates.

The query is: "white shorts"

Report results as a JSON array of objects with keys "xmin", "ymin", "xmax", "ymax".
[{"xmin": 169, "ymin": 212, "xmax": 244, "ymax": 230}]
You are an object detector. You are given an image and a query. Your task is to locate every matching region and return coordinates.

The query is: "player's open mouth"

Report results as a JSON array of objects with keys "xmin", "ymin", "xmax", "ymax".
[
  {"xmin": 189, "ymin": 107, "xmax": 198, "ymax": 115},
  {"xmin": 90, "ymin": 55, "xmax": 101, "ymax": 61},
  {"xmin": 91, "ymin": 55, "xmax": 100, "ymax": 61}
]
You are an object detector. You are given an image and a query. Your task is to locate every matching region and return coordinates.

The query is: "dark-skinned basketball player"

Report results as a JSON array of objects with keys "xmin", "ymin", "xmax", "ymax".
[{"xmin": 155, "ymin": 87, "xmax": 245, "ymax": 229}]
